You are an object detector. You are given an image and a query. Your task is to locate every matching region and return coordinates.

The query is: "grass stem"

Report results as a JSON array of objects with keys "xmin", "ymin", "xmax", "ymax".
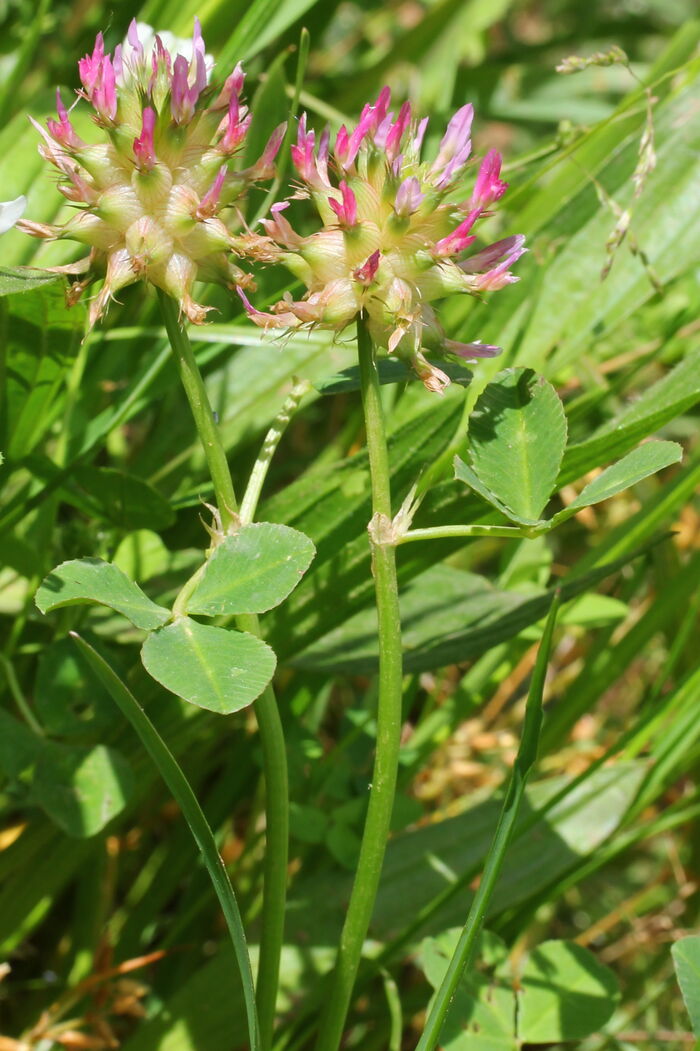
[
  {"xmin": 70, "ymin": 633, "xmax": 261, "ymax": 1051},
  {"xmin": 415, "ymin": 593, "xmax": 560, "ymax": 1051}
]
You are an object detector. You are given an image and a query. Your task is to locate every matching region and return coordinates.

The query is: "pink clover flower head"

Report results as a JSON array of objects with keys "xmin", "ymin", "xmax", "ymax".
[
  {"xmin": 78, "ymin": 39, "xmax": 117, "ymax": 125},
  {"xmin": 245, "ymin": 89, "xmax": 524, "ymax": 392},
  {"xmin": 219, "ymin": 93, "xmax": 252, "ymax": 153},
  {"xmin": 249, "ymin": 123, "xmax": 286, "ymax": 180},
  {"xmin": 462, "ymin": 235, "xmax": 527, "ymax": 290},
  {"xmin": 20, "ymin": 20, "xmax": 283, "ymax": 327}
]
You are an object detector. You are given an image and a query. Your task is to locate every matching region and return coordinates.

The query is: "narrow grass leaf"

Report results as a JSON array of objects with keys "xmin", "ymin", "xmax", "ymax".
[
  {"xmin": 70, "ymin": 634, "xmax": 260, "ymax": 1051},
  {"xmin": 217, "ymin": 0, "xmax": 312, "ymax": 64},
  {"xmin": 415, "ymin": 594, "xmax": 560, "ymax": 1051},
  {"xmin": 294, "ymin": 540, "xmax": 657, "ymax": 674},
  {"xmin": 71, "ymin": 466, "xmax": 176, "ymax": 531},
  {"xmin": 0, "ymin": 266, "xmax": 62, "ymax": 295},
  {"xmin": 672, "ymin": 936, "xmax": 700, "ymax": 1036},
  {"xmin": 559, "ymin": 349, "xmax": 700, "ymax": 485},
  {"xmin": 318, "ymin": 358, "xmax": 472, "ymax": 394}
]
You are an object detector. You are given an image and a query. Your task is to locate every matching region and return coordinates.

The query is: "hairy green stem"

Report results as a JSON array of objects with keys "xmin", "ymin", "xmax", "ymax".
[
  {"xmin": 157, "ymin": 290, "xmax": 288, "ymax": 1050},
  {"xmin": 314, "ymin": 314, "xmax": 404, "ymax": 1051},
  {"xmin": 158, "ymin": 291, "xmax": 238, "ymax": 530},
  {"xmin": 399, "ymin": 523, "xmax": 531, "ymax": 543}
]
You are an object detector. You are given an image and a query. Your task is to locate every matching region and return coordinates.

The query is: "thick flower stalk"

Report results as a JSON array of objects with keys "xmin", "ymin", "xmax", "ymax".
[
  {"xmin": 241, "ymin": 88, "xmax": 525, "ymax": 392},
  {"xmin": 19, "ymin": 20, "xmax": 284, "ymax": 327}
]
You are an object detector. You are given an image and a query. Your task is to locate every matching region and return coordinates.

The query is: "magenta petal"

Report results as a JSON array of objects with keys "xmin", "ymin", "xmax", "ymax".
[
  {"xmin": 412, "ymin": 116, "xmax": 429, "ymax": 156},
  {"xmin": 385, "ymin": 100, "xmax": 411, "ymax": 160},
  {"xmin": 197, "ymin": 165, "xmax": 227, "ymax": 217},
  {"xmin": 354, "ymin": 249, "xmax": 381, "ymax": 285},
  {"xmin": 329, "ymin": 181, "xmax": 357, "ymax": 226},
  {"xmin": 395, "ymin": 176, "xmax": 424, "ymax": 217},
  {"xmin": 461, "ymin": 234, "xmax": 525, "ymax": 273},
  {"xmin": 445, "ymin": 339, "xmax": 502, "ymax": 359},
  {"xmin": 133, "ymin": 106, "xmax": 157, "ymax": 170},
  {"xmin": 472, "ymin": 150, "xmax": 508, "ymax": 207}
]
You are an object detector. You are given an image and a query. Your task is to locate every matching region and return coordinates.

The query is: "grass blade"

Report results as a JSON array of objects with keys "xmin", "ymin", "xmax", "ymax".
[
  {"xmin": 415, "ymin": 592, "xmax": 561, "ymax": 1051},
  {"xmin": 69, "ymin": 632, "xmax": 261, "ymax": 1051}
]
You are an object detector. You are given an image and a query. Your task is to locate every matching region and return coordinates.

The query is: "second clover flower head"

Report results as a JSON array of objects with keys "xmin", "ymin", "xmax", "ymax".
[
  {"xmin": 19, "ymin": 19, "xmax": 284, "ymax": 327},
  {"xmin": 243, "ymin": 89, "xmax": 525, "ymax": 392}
]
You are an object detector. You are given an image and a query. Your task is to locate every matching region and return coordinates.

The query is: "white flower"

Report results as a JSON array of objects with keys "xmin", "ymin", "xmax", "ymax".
[
  {"xmin": 0, "ymin": 195, "xmax": 27, "ymax": 234},
  {"xmin": 127, "ymin": 21, "xmax": 214, "ymax": 82}
]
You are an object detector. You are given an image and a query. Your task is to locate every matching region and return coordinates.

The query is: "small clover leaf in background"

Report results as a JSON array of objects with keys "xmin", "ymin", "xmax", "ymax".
[
  {"xmin": 458, "ymin": 367, "xmax": 567, "ymax": 526},
  {"xmin": 672, "ymin": 935, "xmax": 700, "ymax": 1037},
  {"xmin": 71, "ymin": 466, "xmax": 176, "ymax": 532},
  {"xmin": 32, "ymin": 742, "xmax": 134, "ymax": 838},
  {"xmin": 419, "ymin": 930, "xmax": 619, "ymax": 1047},
  {"xmin": 140, "ymin": 618, "xmax": 277, "ymax": 715},
  {"xmin": 0, "ymin": 708, "xmax": 42, "ymax": 780},
  {"xmin": 35, "ymin": 559, "xmax": 171, "ymax": 631},
  {"xmin": 34, "ymin": 637, "xmax": 121, "ymax": 737},
  {"xmin": 186, "ymin": 522, "xmax": 316, "ymax": 616},
  {"xmin": 419, "ymin": 929, "xmax": 515, "ymax": 1050},
  {"xmin": 517, "ymin": 940, "xmax": 619, "ymax": 1043},
  {"xmin": 289, "ymin": 802, "xmax": 329, "ymax": 845}
]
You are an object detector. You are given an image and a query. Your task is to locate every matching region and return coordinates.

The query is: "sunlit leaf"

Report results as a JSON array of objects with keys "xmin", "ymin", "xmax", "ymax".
[
  {"xmin": 141, "ymin": 618, "xmax": 276, "ymax": 714},
  {"xmin": 462, "ymin": 368, "xmax": 567, "ymax": 525},
  {"xmin": 552, "ymin": 440, "xmax": 682, "ymax": 524},
  {"xmin": 35, "ymin": 559, "xmax": 171, "ymax": 631},
  {"xmin": 518, "ymin": 941, "xmax": 619, "ymax": 1042},
  {"xmin": 187, "ymin": 523, "xmax": 315, "ymax": 616}
]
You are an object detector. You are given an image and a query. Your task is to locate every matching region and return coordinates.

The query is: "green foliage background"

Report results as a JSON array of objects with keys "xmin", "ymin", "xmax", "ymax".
[{"xmin": 0, "ymin": 0, "xmax": 698, "ymax": 1047}]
